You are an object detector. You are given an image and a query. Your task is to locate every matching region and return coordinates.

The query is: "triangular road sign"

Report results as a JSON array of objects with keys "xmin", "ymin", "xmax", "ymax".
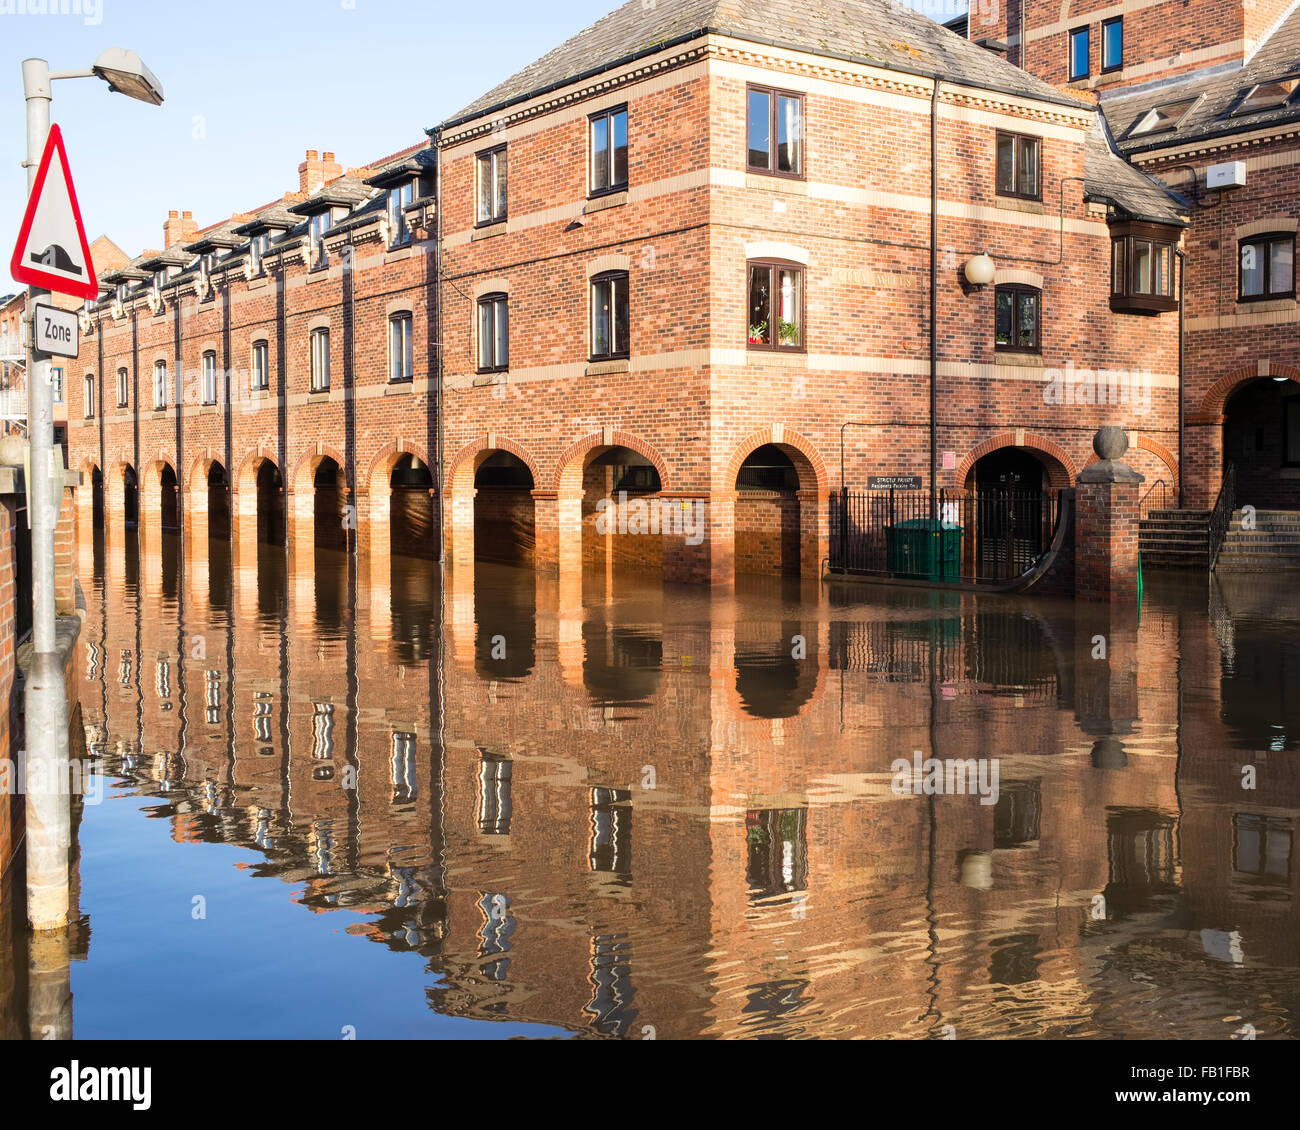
[{"xmin": 10, "ymin": 124, "xmax": 98, "ymax": 300}]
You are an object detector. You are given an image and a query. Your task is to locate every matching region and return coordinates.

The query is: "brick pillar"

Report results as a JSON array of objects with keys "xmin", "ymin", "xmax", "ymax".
[
  {"xmin": 186, "ymin": 473, "xmax": 209, "ymax": 546},
  {"xmin": 105, "ymin": 470, "xmax": 125, "ymax": 535},
  {"xmin": 448, "ymin": 484, "xmax": 476, "ymax": 570},
  {"xmin": 356, "ymin": 489, "xmax": 376, "ymax": 557},
  {"xmin": 1075, "ymin": 427, "xmax": 1144, "ymax": 603},
  {"xmin": 531, "ymin": 489, "xmax": 557, "ymax": 571},
  {"xmin": 798, "ymin": 488, "xmax": 829, "ymax": 581},
  {"xmin": 661, "ymin": 492, "xmax": 710, "ymax": 583},
  {"xmin": 707, "ymin": 489, "xmax": 736, "ymax": 587},
  {"xmin": 1183, "ymin": 417, "xmax": 1222, "ymax": 510},
  {"xmin": 232, "ymin": 488, "xmax": 258, "ymax": 569},
  {"xmin": 287, "ymin": 488, "xmax": 313, "ymax": 564}
]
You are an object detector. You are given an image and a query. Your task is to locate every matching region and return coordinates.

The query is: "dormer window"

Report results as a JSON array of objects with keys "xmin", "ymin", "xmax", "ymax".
[
  {"xmin": 115, "ymin": 282, "xmax": 128, "ymax": 303},
  {"xmin": 152, "ymin": 270, "xmax": 163, "ymax": 302},
  {"xmin": 309, "ymin": 212, "xmax": 332, "ymax": 269},
  {"xmin": 387, "ymin": 180, "xmax": 414, "ymax": 247},
  {"xmin": 249, "ymin": 232, "xmax": 269, "ymax": 276}
]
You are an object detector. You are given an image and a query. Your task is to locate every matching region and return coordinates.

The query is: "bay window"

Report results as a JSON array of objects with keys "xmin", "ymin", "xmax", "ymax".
[{"xmin": 1111, "ymin": 222, "xmax": 1180, "ymax": 312}]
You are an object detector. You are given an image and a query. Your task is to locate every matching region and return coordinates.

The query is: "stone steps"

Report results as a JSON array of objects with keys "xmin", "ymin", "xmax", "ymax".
[
  {"xmin": 1140, "ymin": 508, "xmax": 1210, "ymax": 569},
  {"xmin": 1216, "ymin": 509, "xmax": 1300, "ymax": 571}
]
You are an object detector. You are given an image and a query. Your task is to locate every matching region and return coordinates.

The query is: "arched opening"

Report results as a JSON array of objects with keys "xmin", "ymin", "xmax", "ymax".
[
  {"xmin": 965, "ymin": 448, "xmax": 1057, "ymax": 582},
  {"xmin": 580, "ymin": 445, "xmax": 662, "ymax": 574},
  {"xmin": 312, "ymin": 456, "xmax": 348, "ymax": 553},
  {"xmin": 1223, "ymin": 377, "xmax": 1300, "ymax": 509},
  {"xmin": 158, "ymin": 464, "xmax": 180, "ymax": 534},
  {"xmin": 474, "ymin": 451, "xmax": 535, "ymax": 566},
  {"xmin": 255, "ymin": 459, "xmax": 285, "ymax": 546},
  {"xmin": 390, "ymin": 453, "xmax": 435, "ymax": 559},
  {"xmin": 91, "ymin": 466, "xmax": 104, "ymax": 531},
  {"xmin": 735, "ymin": 444, "xmax": 803, "ymax": 577},
  {"xmin": 122, "ymin": 465, "xmax": 138, "ymax": 528},
  {"xmin": 207, "ymin": 462, "xmax": 231, "ymax": 541}
]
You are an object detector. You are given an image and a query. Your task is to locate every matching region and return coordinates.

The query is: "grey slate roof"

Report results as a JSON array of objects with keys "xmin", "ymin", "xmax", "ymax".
[
  {"xmin": 287, "ymin": 176, "xmax": 373, "ymax": 216},
  {"xmin": 1103, "ymin": 5, "xmax": 1300, "ymax": 156},
  {"xmin": 1083, "ymin": 119, "xmax": 1188, "ymax": 225},
  {"xmin": 443, "ymin": 0, "xmax": 1085, "ymax": 126},
  {"xmin": 231, "ymin": 202, "xmax": 300, "ymax": 236}
]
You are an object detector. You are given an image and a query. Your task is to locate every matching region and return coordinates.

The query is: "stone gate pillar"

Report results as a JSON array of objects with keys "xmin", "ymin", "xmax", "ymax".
[{"xmin": 1075, "ymin": 427, "xmax": 1144, "ymax": 603}]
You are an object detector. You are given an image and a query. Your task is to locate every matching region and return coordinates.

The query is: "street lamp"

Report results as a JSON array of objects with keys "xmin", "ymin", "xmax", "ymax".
[{"xmin": 18, "ymin": 52, "xmax": 162, "ymax": 938}]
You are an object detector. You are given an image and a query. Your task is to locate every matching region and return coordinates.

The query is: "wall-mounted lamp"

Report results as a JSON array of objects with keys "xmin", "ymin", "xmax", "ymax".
[{"xmin": 963, "ymin": 252, "xmax": 995, "ymax": 289}]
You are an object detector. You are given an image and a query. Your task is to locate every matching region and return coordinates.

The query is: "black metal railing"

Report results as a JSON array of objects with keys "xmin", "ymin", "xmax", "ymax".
[
  {"xmin": 1139, "ymin": 478, "xmax": 1168, "ymax": 520},
  {"xmin": 829, "ymin": 487, "xmax": 1061, "ymax": 585},
  {"xmin": 1208, "ymin": 462, "xmax": 1236, "ymax": 572}
]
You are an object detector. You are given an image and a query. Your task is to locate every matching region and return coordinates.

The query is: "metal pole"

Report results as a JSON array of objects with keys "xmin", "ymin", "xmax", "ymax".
[{"xmin": 21, "ymin": 56, "xmax": 72, "ymax": 933}]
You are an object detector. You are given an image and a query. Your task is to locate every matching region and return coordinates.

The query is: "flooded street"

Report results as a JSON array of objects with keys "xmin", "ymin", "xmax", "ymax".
[{"xmin": 34, "ymin": 537, "xmax": 1300, "ymax": 1039}]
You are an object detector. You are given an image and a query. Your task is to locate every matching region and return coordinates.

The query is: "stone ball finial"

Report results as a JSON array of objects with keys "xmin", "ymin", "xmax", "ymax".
[{"xmin": 1093, "ymin": 426, "xmax": 1128, "ymax": 462}]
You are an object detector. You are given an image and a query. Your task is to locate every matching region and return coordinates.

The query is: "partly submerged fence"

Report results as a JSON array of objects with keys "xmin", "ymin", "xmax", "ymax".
[{"xmin": 829, "ymin": 487, "xmax": 1062, "ymax": 586}]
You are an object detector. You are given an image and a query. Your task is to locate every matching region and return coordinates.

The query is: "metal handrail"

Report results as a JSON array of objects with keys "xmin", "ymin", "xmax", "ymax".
[
  {"xmin": 1139, "ymin": 478, "xmax": 1167, "ymax": 519},
  {"xmin": 1208, "ymin": 462, "xmax": 1236, "ymax": 571}
]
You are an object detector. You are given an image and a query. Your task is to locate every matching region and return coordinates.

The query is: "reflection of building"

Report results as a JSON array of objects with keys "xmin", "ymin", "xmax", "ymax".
[{"xmin": 62, "ymin": 522, "xmax": 1300, "ymax": 1038}]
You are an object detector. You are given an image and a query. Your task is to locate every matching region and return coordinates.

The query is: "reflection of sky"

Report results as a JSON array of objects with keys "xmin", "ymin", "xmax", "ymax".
[{"xmin": 70, "ymin": 773, "xmax": 569, "ymax": 1040}]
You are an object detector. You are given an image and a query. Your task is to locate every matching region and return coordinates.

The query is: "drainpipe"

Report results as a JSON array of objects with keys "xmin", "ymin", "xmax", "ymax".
[
  {"xmin": 430, "ymin": 125, "xmax": 445, "ymax": 565},
  {"xmin": 930, "ymin": 80, "xmax": 941, "ymax": 523},
  {"xmin": 1176, "ymin": 247, "xmax": 1186, "ymax": 509}
]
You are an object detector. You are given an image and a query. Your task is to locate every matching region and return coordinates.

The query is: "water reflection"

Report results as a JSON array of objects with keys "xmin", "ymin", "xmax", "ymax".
[{"xmin": 8, "ymin": 541, "xmax": 1297, "ymax": 1040}]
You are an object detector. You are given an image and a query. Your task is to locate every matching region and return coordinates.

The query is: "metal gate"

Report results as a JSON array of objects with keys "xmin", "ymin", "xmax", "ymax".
[{"xmin": 829, "ymin": 488, "xmax": 1060, "ymax": 584}]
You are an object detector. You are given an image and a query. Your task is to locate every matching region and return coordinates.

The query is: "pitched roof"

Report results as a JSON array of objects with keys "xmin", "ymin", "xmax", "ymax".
[
  {"xmin": 443, "ymin": 0, "xmax": 1085, "ymax": 126},
  {"xmin": 1083, "ymin": 119, "xmax": 1188, "ymax": 225},
  {"xmin": 1103, "ymin": 4, "xmax": 1300, "ymax": 156}
]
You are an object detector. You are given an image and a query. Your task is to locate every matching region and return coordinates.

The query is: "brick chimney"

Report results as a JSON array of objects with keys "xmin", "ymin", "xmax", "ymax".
[
  {"xmin": 298, "ymin": 149, "xmax": 343, "ymax": 194},
  {"xmin": 163, "ymin": 209, "xmax": 198, "ymax": 248}
]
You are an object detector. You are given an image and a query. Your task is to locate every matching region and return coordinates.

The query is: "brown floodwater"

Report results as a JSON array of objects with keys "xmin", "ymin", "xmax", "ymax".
[{"xmin": 15, "ymin": 533, "xmax": 1300, "ymax": 1038}]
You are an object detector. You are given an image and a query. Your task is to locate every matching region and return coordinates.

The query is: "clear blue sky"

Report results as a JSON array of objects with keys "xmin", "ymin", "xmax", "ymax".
[{"xmin": 2, "ymin": 0, "xmax": 963, "ymax": 276}]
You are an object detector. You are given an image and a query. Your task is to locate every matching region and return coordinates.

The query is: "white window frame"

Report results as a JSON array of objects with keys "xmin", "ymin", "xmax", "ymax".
[
  {"xmin": 387, "ymin": 180, "xmax": 414, "ymax": 247},
  {"xmin": 201, "ymin": 351, "xmax": 217, "ymax": 405},
  {"xmin": 476, "ymin": 146, "xmax": 507, "ymax": 225},
  {"xmin": 83, "ymin": 373, "xmax": 95, "ymax": 418},
  {"xmin": 310, "ymin": 328, "xmax": 330, "ymax": 391},
  {"xmin": 117, "ymin": 367, "xmax": 129, "ymax": 408},
  {"xmin": 251, "ymin": 340, "xmax": 269, "ymax": 391},
  {"xmin": 153, "ymin": 360, "xmax": 167, "ymax": 409},
  {"xmin": 388, "ymin": 312, "xmax": 413, "ymax": 382}
]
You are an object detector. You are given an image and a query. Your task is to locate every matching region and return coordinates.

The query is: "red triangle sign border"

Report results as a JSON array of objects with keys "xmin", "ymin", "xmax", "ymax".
[{"xmin": 9, "ymin": 123, "xmax": 99, "ymax": 301}]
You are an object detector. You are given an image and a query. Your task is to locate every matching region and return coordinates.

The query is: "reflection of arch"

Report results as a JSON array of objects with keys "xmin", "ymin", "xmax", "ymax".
[
  {"xmin": 554, "ymin": 430, "xmax": 670, "ymax": 494},
  {"xmin": 734, "ymin": 631, "xmax": 818, "ymax": 719},
  {"xmin": 956, "ymin": 433, "xmax": 1075, "ymax": 489},
  {"xmin": 1196, "ymin": 362, "xmax": 1300, "ymax": 420},
  {"xmin": 724, "ymin": 427, "xmax": 827, "ymax": 493},
  {"xmin": 447, "ymin": 435, "xmax": 538, "ymax": 493},
  {"xmin": 583, "ymin": 624, "xmax": 662, "ymax": 706}
]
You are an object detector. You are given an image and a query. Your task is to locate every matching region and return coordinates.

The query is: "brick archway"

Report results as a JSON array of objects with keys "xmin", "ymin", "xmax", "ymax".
[
  {"xmin": 724, "ymin": 426, "xmax": 828, "ymax": 494},
  {"xmin": 447, "ymin": 435, "xmax": 539, "ymax": 494},
  {"xmin": 1195, "ymin": 362, "xmax": 1300, "ymax": 422},
  {"xmin": 363, "ymin": 441, "xmax": 437, "ymax": 559},
  {"xmin": 955, "ymin": 432, "xmax": 1076, "ymax": 489},
  {"xmin": 553, "ymin": 430, "xmax": 671, "ymax": 495},
  {"xmin": 289, "ymin": 444, "xmax": 348, "ymax": 497}
]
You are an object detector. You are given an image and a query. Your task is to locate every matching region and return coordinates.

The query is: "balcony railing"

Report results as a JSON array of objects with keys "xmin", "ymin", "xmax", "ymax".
[{"xmin": 0, "ymin": 387, "xmax": 28, "ymax": 422}]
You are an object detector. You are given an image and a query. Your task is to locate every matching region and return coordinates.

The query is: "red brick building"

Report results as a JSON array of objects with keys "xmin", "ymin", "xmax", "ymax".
[{"xmin": 57, "ymin": 0, "xmax": 1298, "ymax": 582}]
